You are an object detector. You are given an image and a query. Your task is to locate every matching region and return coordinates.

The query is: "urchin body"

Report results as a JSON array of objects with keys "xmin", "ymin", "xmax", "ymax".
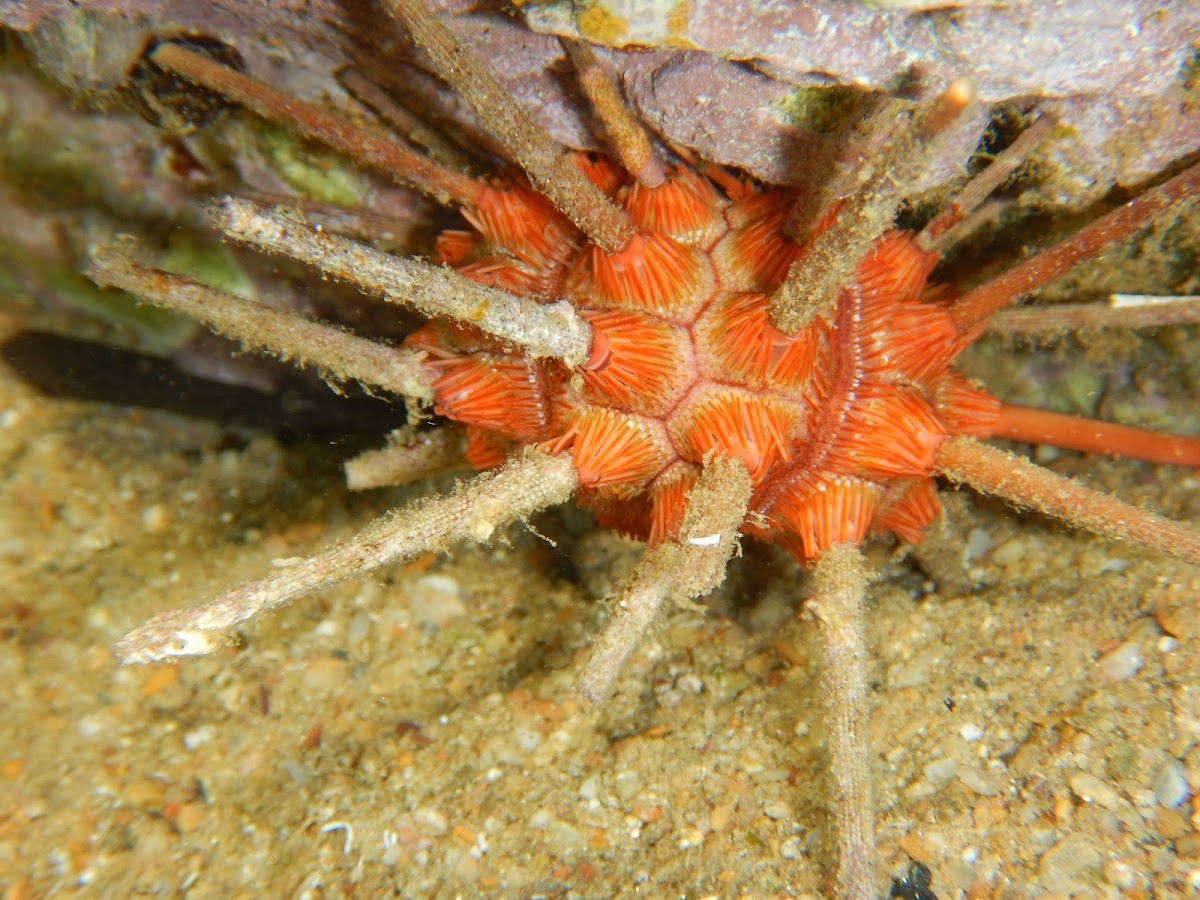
[{"xmin": 413, "ymin": 169, "xmax": 980, "ymax": 563}]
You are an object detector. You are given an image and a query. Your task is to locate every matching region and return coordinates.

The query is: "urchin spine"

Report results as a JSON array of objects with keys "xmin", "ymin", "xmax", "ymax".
[
  {"xmin": 212, "ymin": 197, "xmax": 593, "ymax": 368},
  {"xmin": 386, "ymin": 0, "xmax": 634, "ymax": 253},
  {"xmin": 578, "ymin": 456, "xmax": 754, "ymax": 703},
  {"xmin": 87, "ymin": 241, "xmax": 435, "ymax": 401},
  {"xmin": 769, "ymin": 80, "xmax": 975, "ymax": 333},
  {"xmin": 115, "ymin": 449, "xmax": 579, "ymax": 663},
  {"xmin": 150, "ymin": 41, "xmax": 483, "ymax": 206},
  {"xmin": 807, "ymin": 544, "xmax": 876, "ymax": 899},
  {"xmin": 343, "ymin": 426, "xmax": 467, "ymax": 491},
  {"xmin": 935, "ymin": 437, "xmax": 1200, "ymax": 563}
]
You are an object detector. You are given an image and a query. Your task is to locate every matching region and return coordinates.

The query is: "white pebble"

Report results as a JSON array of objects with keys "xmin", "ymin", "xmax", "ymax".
[
  {"xmin": 314, "ymin": 618, "xmax": 341, "ymax": 638},
  {"xmin": 1130, "ymin": 787, "xmax": 1159, "ymax": 808},
  {"xmin": 614, "ymin": 770, "xmax": 641, "ymax": 802},
  {"xmin": 989, "ymin": 536, "xmax": 1028, "ymax": 567},
  {"xmin": 512, "ymin": 726, "xmax": 541, "ymax": 752},
  {"xmin": 410, "ymin": 574, "xmax": 466, "ymax": 627},
  {"xmin": 1095, "ymin": 640, "xmax": 1143, "ymax": 683},
  {"xmin": 959, "ymin": 723, "xmax": 984, "ymax": 743},
  {"xmin": 413, "ymin": 806, "xmax": 448, "ymax": 836},
  {"xmin": 956, "ymin": 764, "xmax": 1004, "ymax": 796},
  {"xmin": 141, "ymin": 504, "xmax": 169, "ymax": 532},
  {"xmin": 964, "ymin": 527, "xmax": 994, "ymax": 562},
  {"xmin": 762, "ymin": 800, "xmax": 792, "ymax": 821},
  {"xmin": 76, "ymin": 713, "xmax": 107, "ymax": 739},
  {"xmin": 923, "ymin": 757, "xmax": 958, "ymax": 783},
  {"xmin": 1069, "ymin": 772, "xmax": 1122, "ymax": 810},
  {"xmin": 779, "ymin": 836, "xmax": 803, "ymax": 859},
  {"xmin": 1155, "ymin": 758, "xmax": 1190, "ymax": 809},
  {"xmin": 889, "ymin": 648, "xmax": 940, "ymax": 688},
  {"xmin": 183, "ymin": 725, "xmax": 215, "ymax": 750},
  {"xmin": 346, "ymin": 612, "xmax": 372, "ymax": 647},
  {"xmin": 1033, "ymin": 445, "xmax": 1060, "ymax": 464},
  {"xmin": 1039, "ymin": 833, "xmax": 1102, "ymax": 892},
  {"xmin": 546, "ymin": 820, "xmax": 584, "ymax": 851},
  {"xmin": 1103, "ymin": 858, "xmax": 1141, "ymax": 889}
]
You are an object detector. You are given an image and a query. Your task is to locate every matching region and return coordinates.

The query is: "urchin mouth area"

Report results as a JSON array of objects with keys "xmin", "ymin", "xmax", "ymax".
[{"xmin": 71, "ymin": 3, "xmax": 1200, "ymax": 896}]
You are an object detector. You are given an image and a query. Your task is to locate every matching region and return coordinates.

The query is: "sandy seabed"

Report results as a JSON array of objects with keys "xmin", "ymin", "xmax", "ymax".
[{"xmin": 1, "ymin": 296, "xmax": 1199, "ymax": 900}]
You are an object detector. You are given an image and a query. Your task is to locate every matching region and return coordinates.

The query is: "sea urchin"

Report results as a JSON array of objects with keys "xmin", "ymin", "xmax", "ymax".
[{"xmin": 83, "ymin": 1, "xmax": 1200, "ymax": 894}]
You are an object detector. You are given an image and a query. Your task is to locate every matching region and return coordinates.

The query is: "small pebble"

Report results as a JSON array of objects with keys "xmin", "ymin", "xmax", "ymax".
[
  {"xmin": 1154, "ymin": 588, "xmax": 1200, "ymax": 639},
  {"xmin": 709, "ymin": 803, "xmax": 733, "ymax": 831},
  {"xmin": 779, "ymin": 836, "xmax": 803, "ymax": 859},
  {"xmin": 1156, "ymin": 757, "xmax": 1190, "ymax": 809},
  {"xmin": 889, "ymin": 649, "xmax": 941, "ymax": 689},
  {"xmin": 175, "ymin": 801, "xmax": 206, "ymax": 833},
  {"xmin": 957, "ymin": 764, "xmax": 1005, "ymax": 797},
  {"xmin": 1033, "ymin": 445, "xmax": 1060, "ymax": 464},
  {"xmin": 1069, "ymin": 772, "xmax": 1122, "ymax": 810},
  {"xmin": 1177, "ymin": 832, "xmax": 1200, "ymax": 859},
  {"xmin": 709, "ymin": 669, "xmax": 752, "ymax": 701},
  {"xmin": 762, "ymin": 800, "xmax": 792, "ymax": 821},
  {"xmin": 1095, "ymin": 640, "xmax": 1143, "ymax": 683},
  {"xmin": 964, "ymin": 527, "xmax": 994, "ymax": 562},
  {"xmin": 182, "ymin": 725, "xmax": 215, "ymax": 750},
  {"xmin": 546, "ymin": 820, "xmax": 584, "ymax": 852},
  {"xmin": 989, "ymin": 535, "xmax": 1027, "ymax": 567},
  {"xmin": 314, "ymin": 618, "xmax": 340, "ymax": 638},
  {"xmin": 1102, "ymin": 858, "xmax": 1141, "ymax": 890},
  {"xmin": 1155, "ymin": 807, "xmax": 1189, "ymax": 840},
  {"xmin": 512, "ymin": 726, "xmax": 541, "ymax": 753},
  {"xmin": 959, "ymin": 723, "xmax": 984, "ymax": 743},
  {"xmin": 76, "ymin": 712, "xmax": 109, "ymax": 739},
  {"xmin": 413, "ymin": 806, "xmax": 448, "ymax": 836},
  {"xmin": 140, "ymin": 664, "xmax": 180, "ymax": 697},
  {"xmin": 410, "ymin": 574, "xmax": 466, "ymax": 627},
  {"xmin": 346, "ymin": 612, "xmax": 372, "ymax": 647},
  {"xmin": 923, "ymin": 757, "xmax": 957, "ymax": 783},
  {"xmin": 124, "ymin": 776, "xmax": 167, "ymax": 810},
  {"xmin": 1038, "ymin": 833, "xmax": 1103, "ymax": 892},
  {"xmin": 141, "ymin": 503, "xmax": 169, "ymax": 532},
  {"xmin": 614, "ymin": 770, "xmax": 641, "ymax": 802},
  {"xmin": 300, "ymin": 656, "xmax": 349, "ymax": 693}
]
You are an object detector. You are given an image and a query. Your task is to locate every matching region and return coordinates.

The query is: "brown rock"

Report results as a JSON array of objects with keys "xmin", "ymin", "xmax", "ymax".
[
  {"xmin": 1155, "ymin": 807, "xmax": 1189, "ymax": 841},
  {"xmin": 1176, "ymin": 831, "xmax": 1200, "ymax": 859}
]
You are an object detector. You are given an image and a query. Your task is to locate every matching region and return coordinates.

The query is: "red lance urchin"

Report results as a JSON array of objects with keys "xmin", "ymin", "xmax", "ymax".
[
  {"xmin": 90, "ymin": 1, "xmax": 1200, "ymax": 894},
  {"xmin": 421, "ymin": 169, "xmax": 977, "ymax": 554}
]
